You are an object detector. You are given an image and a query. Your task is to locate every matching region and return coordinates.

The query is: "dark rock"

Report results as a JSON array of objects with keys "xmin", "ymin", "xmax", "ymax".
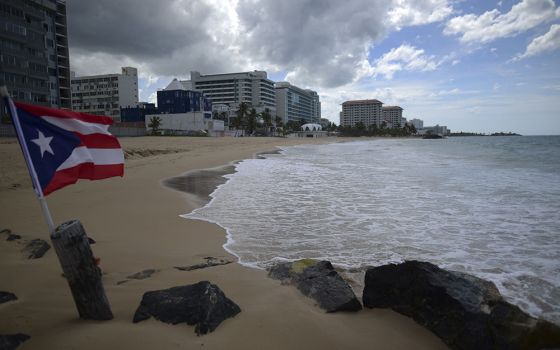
[
  {"xmin": 0, "ymin": 292, "xmax": 17, "ymax": 304},
  {"xmin": 268, "ymin": 259, "xmax": 362, "ymax": 313},
  {"xmin": 6, "ymin": 234, "xmax": 21, "ymax": 241},
  {"xmin": 133, "ymin": 281, "xmax": 240, "ymax": 335},
  {"xmin": 362, "ymin": 260, "xmax": 560, "ymax": 350},
  {"xmin": 174, "ymin": 257, "xmax": 233, "ymax": 271},
  {"xmin": 22, "ymin": 239, "xmax": 50, "ymax": 259},
  {"xmin": 0, "ymin": 334, "xmax": 30, "ymax": 350},
  {"xmin": 127, "ymin": 269, "xmax": 158, "ymax": 280}
]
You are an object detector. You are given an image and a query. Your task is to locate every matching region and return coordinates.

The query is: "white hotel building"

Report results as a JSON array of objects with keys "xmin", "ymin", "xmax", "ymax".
[
  {"xmin": 71, "ymin": 67, "xmax": 138, "ymax": 121},
  {"xmin": 340, "ymin": 99, "xmax": 383, "ymax": 127},
  {"xmin": 275, "ymin": 82, "xmax": 321, "ymax": 125},
  {"xmin": 382, "ymin": 106, "xmax": 404, "ymax": 127},
  {"xmin": 181, "ymin": 70, "xmax": 276, "ymax": 115}
]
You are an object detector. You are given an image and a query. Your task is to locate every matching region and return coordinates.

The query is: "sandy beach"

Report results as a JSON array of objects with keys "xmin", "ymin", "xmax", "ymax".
[{"xmin": 0, "ymin": 136, "xmax": 448, "ymax": 349}]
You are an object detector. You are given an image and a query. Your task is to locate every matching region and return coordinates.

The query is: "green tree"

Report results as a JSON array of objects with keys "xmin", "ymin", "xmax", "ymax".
[
  {"xmin": 148, "ymin": 116, "xmax": 162, "ymax": 135},
  {"xmin": 234, "ymin": 102, "xmax": 250, "ymax": 135},
  {"xmin": 262, "ymin": 108, "xmax": 273, "ymax": 135},
  {"xmin": 247, "ymin": 108, "xmax": 258, "ymax": 135}
]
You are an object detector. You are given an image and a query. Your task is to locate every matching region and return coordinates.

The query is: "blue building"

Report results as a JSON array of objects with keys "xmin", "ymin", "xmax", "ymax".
[
  {"xmin": 121, "ymin": 102, "xmax": 158, "ymax": 123},
  {"xmin": 157, "ymin": 79, "xmax": 212, "ymax": 118}
]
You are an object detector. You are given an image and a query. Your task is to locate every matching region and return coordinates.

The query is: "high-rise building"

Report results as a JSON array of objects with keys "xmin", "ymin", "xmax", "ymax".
[
  {"xmin": 409, "ymin": 118, "xmax": 424, "ymax": 130},
  {"xmin": 275, "ymin": 82, "xmax": 321, "ymax": 124},
  {"xmin": 0, "ymin": 0, "xmax": 71, "ymax": 109},
  {"xmin": 382, "ymin": 106, "xmax": 403, "ymax": 127},
  {"xmin": 340, "ymin": 99, "xmax": 383, "ymax": 127},
  {"xmin": 181, "ymin": 70, "xmax": 276, "ymax": 114},
  {"xmin": 70, "ymin": 67, "xmax": 138, "ymax": 121}
]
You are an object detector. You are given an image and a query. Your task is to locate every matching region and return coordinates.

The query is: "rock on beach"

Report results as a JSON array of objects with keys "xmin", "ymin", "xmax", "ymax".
[
  {"xmin": 133, "ymin": 281, "xmax": 241, "ymax": 335},
  {"xmin": 268, "ymin": 259, "xmax": 362, "ymax": 313},
  {"xmin": 362, "ymin": 260, "xmax": 560, "ymax": 350}
]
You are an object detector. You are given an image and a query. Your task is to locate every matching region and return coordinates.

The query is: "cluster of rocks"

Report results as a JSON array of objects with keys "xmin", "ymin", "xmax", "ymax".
[
  {"xmin": 267, "ymin": 259, "xmax": 560, "ymax": 350},
  {"xmin": 1, "ymin": 228, "xmax": 50, "ymax": 259},
  {"xmin": 2, "ymin": 223, "xmax": 558, "ymax": 349}
]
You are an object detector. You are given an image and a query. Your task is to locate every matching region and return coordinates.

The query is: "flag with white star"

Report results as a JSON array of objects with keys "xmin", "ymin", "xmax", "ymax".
[{"xmin": 7, "ymin": 100, "xmax": 124, "ymax": 196}]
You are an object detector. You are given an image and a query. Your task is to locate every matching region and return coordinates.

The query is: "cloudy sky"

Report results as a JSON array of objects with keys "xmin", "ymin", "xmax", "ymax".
[{"xmin": 67, "ymin": 0, "xmax": 560, "ymax": 134}]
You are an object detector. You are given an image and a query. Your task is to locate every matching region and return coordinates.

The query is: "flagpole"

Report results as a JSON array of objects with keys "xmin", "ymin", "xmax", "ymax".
[{"xmin": 1, "ymin": 86, "xmax": 56, "ymax": 234}]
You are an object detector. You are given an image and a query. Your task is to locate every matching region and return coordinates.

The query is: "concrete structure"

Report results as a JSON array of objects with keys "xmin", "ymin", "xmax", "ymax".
[
  {"xmin": 143, "ymin": 79, "xmax": 222, "ymax": 136},
  {"xmin": 145, "ymin": 112, "xmax": 224, "ymax": 137},
  {"xmin": 71, "ymin": 67, "xmax": 138, "ymax": 121},
  {"xmin": 409, "ymin": 118, "xmax": 424, "ymax": 130},
  {"xmin": 290, "ymin": 123, "xmax": 327, "ymax": 138},
  {"xmin": 0, "ymin": 0, "xmax": 71, "ymax": 109},
  {"xmin": 340, "ymin": 99, "xmax": 383, "ymax": 128},
  {"xmin": 382, "ymin": 106, "xmax": 403, "ymax": 128},
  {"xmin": 181, "ymin": 70, "xmax": 275, "ymax": 115},
  {"xmin": 418, "ymin": 124, "xmax": 448, "ymax": 136},
  {"xmin": 275, "ymin": 82, "xmax": 321, "ymax": 125}
]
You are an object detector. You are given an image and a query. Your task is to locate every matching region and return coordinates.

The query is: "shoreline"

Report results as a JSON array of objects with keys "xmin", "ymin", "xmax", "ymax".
[{"xmin": 0, "ymin": 136, "xmax": 448, "ymax": 349}]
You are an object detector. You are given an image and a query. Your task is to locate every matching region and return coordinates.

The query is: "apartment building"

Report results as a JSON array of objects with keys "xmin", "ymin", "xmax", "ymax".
[
  {"xmin": 181, "ymin": 70, "xmax": 276, "ymax": 114},
  {"xmin": 382, "ymin": 105, "xmax": 403, "ymax": 127},
  {"xmin": 71, "ymin": 67, "xmax": 138, "ymax": 121},
  {"xmin": 340, "ymin": 99, "xmax": 383, "ymax": 127},
  {"xmin": 275, "ymin": 82, "xmax": 321, "ymax": 124},
  {"xmin": 0, "ymin": 0, "xmax": 71, "ymax": 108},
  {"xmin": 409, "ymin": 118, "xmax": 424, "ymax": 130}
]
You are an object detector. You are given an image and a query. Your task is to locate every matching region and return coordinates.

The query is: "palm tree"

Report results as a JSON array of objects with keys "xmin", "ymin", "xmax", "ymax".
[
  {"xmin": 247, "ymin": 108, "xmax": 258, "ymax": 135},
  {"xmin": 261, "ymin": 108, "xmax": 272, "ymax": 135},
  {"xmin": 148, "ymin": 116, "xmax": 162, "ymax": 135},
  {"xmin": 235, "ymin": 102, "xmax": 250, "ymax": 135}
]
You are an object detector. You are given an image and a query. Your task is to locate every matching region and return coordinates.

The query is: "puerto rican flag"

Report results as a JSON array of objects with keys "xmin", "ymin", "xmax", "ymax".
[{"xmin": 9, "ymin": 101, "xmax": 124, "ymax": 196}]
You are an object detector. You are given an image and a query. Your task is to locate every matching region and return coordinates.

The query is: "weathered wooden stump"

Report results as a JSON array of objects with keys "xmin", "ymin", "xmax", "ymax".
[{"xmin": 50, "ymin": 220, "xmax": 113, "ymax": 320}]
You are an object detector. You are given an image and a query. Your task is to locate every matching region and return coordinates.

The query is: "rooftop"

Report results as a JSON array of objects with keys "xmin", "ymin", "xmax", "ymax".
[
  {"xmin": 342, "ymin": 99, "xmax": 383, "ymax": 105},
  {"xmin": 382, "ymin": 106, "xmax": 403, "ymax": 110}
]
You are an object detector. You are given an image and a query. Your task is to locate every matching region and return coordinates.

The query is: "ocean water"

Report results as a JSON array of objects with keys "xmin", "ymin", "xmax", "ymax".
[{"xmin": 185, "ymin": 136, "xmax": 560, "ymax": 323}]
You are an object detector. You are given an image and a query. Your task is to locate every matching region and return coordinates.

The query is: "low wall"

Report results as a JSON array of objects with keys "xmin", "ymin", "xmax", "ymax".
[
  {"xmin": 108, "ymin": 126, "xmax": 147, "ymax": 137},
  {"xmin": 0, "ymin": 124, "xmax": 15, "ymax": 137}
]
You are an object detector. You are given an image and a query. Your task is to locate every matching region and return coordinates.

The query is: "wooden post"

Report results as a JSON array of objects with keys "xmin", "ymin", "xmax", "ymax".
[{"xmin": 50, "ymin": 220, "xmax": 113, "ymax": 320}]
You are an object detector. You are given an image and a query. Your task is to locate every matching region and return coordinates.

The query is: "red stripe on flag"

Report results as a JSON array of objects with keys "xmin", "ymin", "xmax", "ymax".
[
  {"xmin": 75, "ymin": 133, "xmax": 122, "ymax": 149},
  {"xmin": 15, "ymin": 102, "xmax": 113, "ymax": 125},
  {"xmin": 43, "ymin": 163, "xmax": 124, "ymax": 195}
]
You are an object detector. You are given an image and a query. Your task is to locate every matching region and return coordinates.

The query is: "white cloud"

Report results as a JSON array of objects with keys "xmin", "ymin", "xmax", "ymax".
[
  {"xmin": 141, "ymin": 74, "xmax": 160, "ymax": 88},
  {"xmin": 429, "ymin": 88, "xmax": 480, "ymax": 97},
  {"xmin": 148, "ymin": 92, "xmax": 157, "ymax": 104},
  {"xmin": 388, "ymin": 0, "xmax": 454, "ymax": 28},
  {"xmin": 513, "ymin": 24, "xmax": 560, "ymax": 61},
  {"xmin": 371, "ymin": 44, "xmax": 439, "ymax": 79},
  {"xmin": 444, "ymin": 0, "xmax": 559, "ymax": 44}
]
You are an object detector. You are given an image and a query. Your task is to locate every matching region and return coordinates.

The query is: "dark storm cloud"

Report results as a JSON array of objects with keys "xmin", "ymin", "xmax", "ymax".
[
  {"xmin": 67, "ymin": 0, "xmax": 211, "ymax": 58},
  {"xmin": 66, "ymin": 0, "xmax": 452, "ymax": 88},
  {"xmin": 235, "ymin": 0, "xmax": 391, "ymax": 87},
  {"xmin": 66, "ymin": 0, "xmax": 239, "ymax": 77}
]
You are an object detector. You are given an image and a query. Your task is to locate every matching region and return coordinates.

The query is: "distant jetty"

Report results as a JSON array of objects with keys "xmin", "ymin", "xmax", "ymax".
[
  {"xmin": 449, "ymin": 132, "xmax": 522, "ymax": 137},
  {"xmin": 490, "ymin": 132, "xmax": 522, "ymax": 136}
]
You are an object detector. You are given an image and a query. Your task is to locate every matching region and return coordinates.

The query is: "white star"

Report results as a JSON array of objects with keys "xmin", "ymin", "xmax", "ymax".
[{"xmin": 31, "ymin": 130, "xmax": 54, "ymax": 158}]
